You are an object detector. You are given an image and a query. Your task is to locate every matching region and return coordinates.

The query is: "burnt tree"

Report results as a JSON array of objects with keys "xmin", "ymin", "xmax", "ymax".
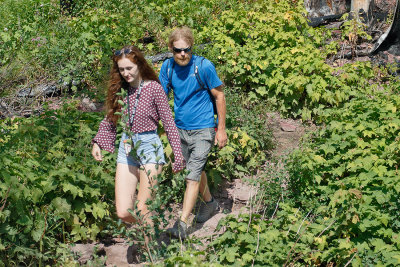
[{"xmin": 372, "ymin": 0, "xmax": 400, "ymax": 54}]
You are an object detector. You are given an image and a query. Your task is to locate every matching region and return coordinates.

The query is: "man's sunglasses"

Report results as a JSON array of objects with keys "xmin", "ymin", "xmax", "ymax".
[
  {"xmin": 173, "ymin": 47, "xmax": 191, "ymax": 53},
  {"xmin": 114, "ymin": 48, "xmax": 132, "ymax": 56}
]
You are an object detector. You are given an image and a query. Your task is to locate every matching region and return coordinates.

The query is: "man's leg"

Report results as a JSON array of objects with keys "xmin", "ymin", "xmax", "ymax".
[
  {"xmin": 180, "ymin": 179, "xmax": 200, "ymax": 224},
  {"xmin": 193, "ymin": 170, "xmax": 219, "ymax": 223},
  {"xmin": 181, "ymin": 171, "xmax": 212, "ymax": 224},
  {"xmin": 167, "ymin": 128, "xmax": 216, "ymax": 238},
  {"xmin": 199, "ymin": 171, "xmax": 212, "ymax": 202}
]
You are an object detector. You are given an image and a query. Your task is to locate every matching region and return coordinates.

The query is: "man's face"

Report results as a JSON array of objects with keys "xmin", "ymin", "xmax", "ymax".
[{"xmin": 172, "ymin": 39, "xmax": 192, "ymax": 66}]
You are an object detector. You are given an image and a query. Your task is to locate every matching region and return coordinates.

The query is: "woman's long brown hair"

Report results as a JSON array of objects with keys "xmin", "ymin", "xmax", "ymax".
[{"xmin": 106, "ymin": 45, "xmax": 160, "ymax": 126}]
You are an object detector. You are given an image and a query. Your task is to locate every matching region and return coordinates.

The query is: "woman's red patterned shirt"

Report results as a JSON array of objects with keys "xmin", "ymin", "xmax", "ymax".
[{"xmin": 93, "ymin": 81, "xmax": 185, "ymax": 172}]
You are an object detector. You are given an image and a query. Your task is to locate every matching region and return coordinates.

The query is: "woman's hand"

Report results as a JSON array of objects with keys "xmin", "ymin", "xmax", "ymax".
[
  {"xmin": 172, "ymin": 158, "xmax": 186, "ymax": 174},
  {"xmin": 91, "ymin": 143, "xmax": 103, "ymax": 161}
]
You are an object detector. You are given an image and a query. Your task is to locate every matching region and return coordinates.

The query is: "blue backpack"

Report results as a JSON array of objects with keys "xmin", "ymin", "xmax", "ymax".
[{"xmin": 166, "ymin": 56, "xmax": 217, "ymax": 115}]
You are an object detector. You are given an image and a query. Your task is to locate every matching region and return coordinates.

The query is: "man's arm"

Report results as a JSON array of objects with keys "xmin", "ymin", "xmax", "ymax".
[{"xmin": 211, "ymin": 85, "xmax": 227, "ymax": 148}]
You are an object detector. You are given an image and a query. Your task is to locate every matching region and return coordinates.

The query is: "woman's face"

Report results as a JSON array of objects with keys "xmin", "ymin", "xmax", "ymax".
[{"xmin": 117, "ymin": 57, "xmax": 140, "ymax": 85}]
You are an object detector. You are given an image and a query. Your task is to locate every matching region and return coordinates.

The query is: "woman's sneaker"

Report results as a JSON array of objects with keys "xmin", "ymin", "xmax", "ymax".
[{"xmin": 194, "ymin": 198, "xmax": 219, "ymax": 223}]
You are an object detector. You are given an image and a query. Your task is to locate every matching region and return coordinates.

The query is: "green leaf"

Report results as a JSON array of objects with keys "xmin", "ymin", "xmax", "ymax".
[
  {"xmin": 242, "ymin": 253, "xmax": 254, "ymax": 262},
  {"xmin": 51, "ymin": 197, "xmax": 71, "ymax": 217}
]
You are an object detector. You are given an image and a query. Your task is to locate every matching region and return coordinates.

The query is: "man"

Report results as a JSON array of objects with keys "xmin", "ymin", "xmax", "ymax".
[{"xmin": 159, "ymin": 26, "xmax": 227, "ymax": 239}]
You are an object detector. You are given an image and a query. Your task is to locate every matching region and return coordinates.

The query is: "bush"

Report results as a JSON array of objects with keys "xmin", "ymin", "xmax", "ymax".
[
  {"xmin": 197, "ymin": 1, "xmax": 385, "ymax": 119},
  {"xmin": 0, "ymin": 0, "xmax": 239, "ymax": 96},
  {"xmin": 287, "ymin": 94, "xmax": 400, "ymax": 265},
  {"xmin": 204, "ymin": 94, "xmax": 400, "ymax": 266},
  {"xmin": 0, "ymin": 102, "xmax": 115, "ymax": 265}
]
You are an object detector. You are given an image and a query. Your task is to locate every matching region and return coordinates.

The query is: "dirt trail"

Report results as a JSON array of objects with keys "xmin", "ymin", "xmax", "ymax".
[{"xmin": 71, "ymin": 112, "xmax": 309, "ymax": 266}]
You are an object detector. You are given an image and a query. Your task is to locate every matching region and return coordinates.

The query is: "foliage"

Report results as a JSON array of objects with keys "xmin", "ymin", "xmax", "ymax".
[
  {"xmin": 207, "ymin": 127, "xmax": 264, "ymax": 185},
  {"xmin": 0, "ymin": 0, "xmax": 238, "ymax": 96},
  {"xmin": 204, "ymin": 94, "xmax": 400, "ymax": 265},
  {"xmin": 205, "ymin": 88, "xmax": 274, "ymax": 187},
  {"xmin": 2, "ymin": 0, "xmax": 400, "ymax": 266},
  {"xmin": 205, "ymin": 158, "xmax": 301, "ymax": 266},
  {"xmin": 287, "ymin": 94, "xmax": 400, "ymax": 265},
  {"xmin": 197, "ymin": 1, "xmax": 386, "ymax": 119},
  {"xmin": 340, "ymin": 13, "xmax": 372, "ymax": 44},
  {"xmin": 160, "ymin": 240, "xmax": 219, "ymax": 267},
  {"xmin": 0, "ymin": 102, "xmax": 115, "ymax": 265},
  {"xmin": 225, "ymin": 87, "xmax": 274, "ymax": 151}
]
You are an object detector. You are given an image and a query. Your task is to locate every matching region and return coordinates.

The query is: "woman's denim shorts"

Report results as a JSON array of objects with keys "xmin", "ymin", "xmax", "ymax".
[{"xmin": 117, "ymin": 131, "xmax": 166, "ymax": 167}]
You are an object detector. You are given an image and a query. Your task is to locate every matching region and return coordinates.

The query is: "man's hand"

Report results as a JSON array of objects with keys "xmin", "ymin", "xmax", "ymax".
[
  {"xmin": 91, "ymin": 143, "xmax": 103, "ymax": 161},
  {"xmin": 215, "ymin": 129, "xmax": 227, "ymax": 148}
]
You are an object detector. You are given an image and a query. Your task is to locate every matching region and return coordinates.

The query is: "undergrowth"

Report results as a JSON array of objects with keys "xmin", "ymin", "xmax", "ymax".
[{"xmin": 1, "ymin": 0, "xmax": 400, "ymax": 266}]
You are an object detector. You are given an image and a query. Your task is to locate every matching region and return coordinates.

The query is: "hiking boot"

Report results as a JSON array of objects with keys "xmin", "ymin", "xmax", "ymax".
[
  {"xmin": 166, "ymin": 219, "xmax": 188, "ymax": 239},
  {"xmin": 194, "ymin": 198, "xmax": 219, "ymax": 223}
]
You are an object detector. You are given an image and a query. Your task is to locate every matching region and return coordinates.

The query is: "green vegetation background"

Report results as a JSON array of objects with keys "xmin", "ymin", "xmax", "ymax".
[{"xmin": 1, "ymin": 0, "xmax": 399, "ymax": 266}]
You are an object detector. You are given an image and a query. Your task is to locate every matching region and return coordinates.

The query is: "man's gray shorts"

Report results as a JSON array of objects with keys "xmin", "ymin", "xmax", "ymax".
[{"xmin": 178, "ymin": 128, "xmax": 215, "ymax": 182}]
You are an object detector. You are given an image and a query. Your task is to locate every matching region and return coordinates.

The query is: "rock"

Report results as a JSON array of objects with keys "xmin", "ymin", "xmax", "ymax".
[
  {"xmin": 388, "ymin": 43, "xmax": 400, "ymax": 56},
  {"xmin": 17, "ymin": 83, "xmax": 59, "ymax": 97},
  {"xmin": 227, "ymin": 179, "xmax": 257, "ymax": 202},
  {"xmin": 325, "ymin": 21, "xmax": 344, "ymax": 29},
  {"xmin": 305, "ymin": 0, "xmax": 348, "ymax": 18},
  {"xmin": 280, "ymin": 121, "xmax": 297, "ymax": 132},
  {"xmin": 104, "ymin": 243, "xmax": 141, "ymax": 266},
  {"xmin": 80, "ymin": 97, "xmax": 97, "ymax": 111},
  {"xmin": 70, "ymin": 243, "xmax": 105, "ymax": 264}
]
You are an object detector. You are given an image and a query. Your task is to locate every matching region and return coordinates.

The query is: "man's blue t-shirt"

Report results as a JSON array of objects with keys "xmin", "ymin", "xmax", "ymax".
[{"xmin": 159, "ymin": 55, "xmax": 223, "ymax": 130}]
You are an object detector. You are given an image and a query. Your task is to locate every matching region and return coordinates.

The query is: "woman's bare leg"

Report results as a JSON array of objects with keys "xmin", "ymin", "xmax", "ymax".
[
  {"xmin": 115, "ymin": 163, "xmax": 140, "ymax": 223},
  {"xmin": 137, "ymin": 164, "xmax": 162, "ymax": 226}
]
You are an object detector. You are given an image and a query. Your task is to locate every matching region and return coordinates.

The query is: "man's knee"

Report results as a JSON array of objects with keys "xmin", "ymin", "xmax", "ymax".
[{"xmin": 186, "ymin": 179, "xmax": 200, "ymax": 188}]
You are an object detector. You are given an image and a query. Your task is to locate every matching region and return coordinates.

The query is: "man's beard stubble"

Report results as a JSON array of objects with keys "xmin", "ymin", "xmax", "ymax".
[{"xmin": 174, "ymin": 53, "xmax": 191, "ymax": 66}]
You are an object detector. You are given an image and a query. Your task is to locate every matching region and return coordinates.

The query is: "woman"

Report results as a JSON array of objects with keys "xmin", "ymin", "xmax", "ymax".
[{"xmin": 91, "ymin": 45, "xmax": 185, "ymax": 226}]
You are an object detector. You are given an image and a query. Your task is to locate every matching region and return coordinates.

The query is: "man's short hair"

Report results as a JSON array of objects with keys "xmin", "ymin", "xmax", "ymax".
[{"xmin": 168, "ymin": 26, "xmax": 194, "ymax": 49}]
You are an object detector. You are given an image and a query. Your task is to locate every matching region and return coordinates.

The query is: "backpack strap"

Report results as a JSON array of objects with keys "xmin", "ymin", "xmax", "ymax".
[
  {"xmin": 194, "ymin": 57, "xmax": 207, "ymax": 90},
  {"xmin": 166, "ymin": 58, "xmax": 175, "ymax": 93},
  {"xmin": 195, "ymin": 56, "xmax": 217, "ymax": 116}
]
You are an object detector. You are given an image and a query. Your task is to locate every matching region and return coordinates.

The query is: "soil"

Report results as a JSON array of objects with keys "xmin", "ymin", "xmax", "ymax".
[{"xmin": 70, "ymin": 113, "xmax": 311, "ymax": 266}]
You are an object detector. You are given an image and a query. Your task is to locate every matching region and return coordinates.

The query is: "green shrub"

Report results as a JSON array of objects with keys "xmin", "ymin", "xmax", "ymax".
[
  {"xmin": 0, "ymin": 0, "xmax": 240, "ymax": 96},
  {"xmin": 0, "ymin": 102, "xmax": 115, "ymax": 265},
  {"xmin": 205, "ymin": 93, "xmax": 400, "ymax": 266},
  {"xmin": 197, "ymin": 1, "xmax": 384, "ymax": 119},
  {"xmin": 287, "ymin": 94, "xmax": 400, "ymax": 265}
]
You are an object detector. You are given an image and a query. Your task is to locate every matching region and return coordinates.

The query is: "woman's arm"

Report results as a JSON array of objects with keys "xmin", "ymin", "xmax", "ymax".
[
  {"xmin": 92, "ymin": 118, "xmax": 117, "ymax": 154},
  {"xmin": 153, "ymin": 82, "xmax": 185, "ymax": 173}
]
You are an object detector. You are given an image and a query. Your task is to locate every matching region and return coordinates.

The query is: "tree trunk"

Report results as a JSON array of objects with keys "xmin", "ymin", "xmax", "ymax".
[
  {"xmin": 351, "ymin": 0, "xmax": 375, "ymax": 23},
  {"xmin": 371, "ymin": 0, "xmax": 400, "ymax": 54}
]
